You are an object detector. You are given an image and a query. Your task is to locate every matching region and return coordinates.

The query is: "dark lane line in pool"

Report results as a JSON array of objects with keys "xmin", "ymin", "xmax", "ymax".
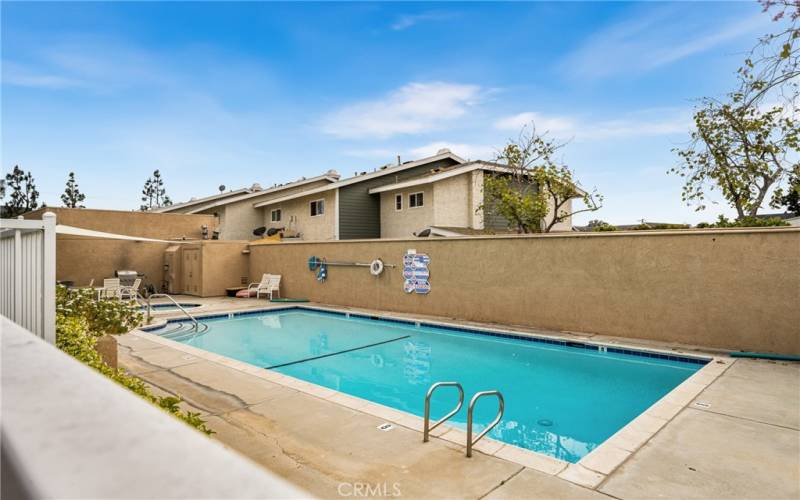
[{"xmin": 264, "ymin": 335, "xmax": 412, "ymax": 370}]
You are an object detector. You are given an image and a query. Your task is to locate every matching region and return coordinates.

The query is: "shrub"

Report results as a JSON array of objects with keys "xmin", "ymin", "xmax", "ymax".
[
  {"xmin": 632, "ymin": 223, "xmax": 691, "ymax": 230},
  {"xmin": 56, "ymin": 286, "xmax": 212, "ymax": 434},
  {"xmin": 591, "ymin": 223, "xmax": 618, "ymax": 232},
  {"xmin": 696, "ymin": 215, "xmax": 791, "ymax": 228}
]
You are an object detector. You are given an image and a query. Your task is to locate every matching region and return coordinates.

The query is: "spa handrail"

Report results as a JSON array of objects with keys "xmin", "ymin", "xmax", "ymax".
[
  {"xmin": 140, "ymin": 293, "xmax": 199, "ymax": 332},
  {"xmin": 422, "ymin": 381, "xmax": 464, "ymax": 442},
  {"xmin": 465, "ymin": 390, "xmax": 505, "ymax": 458}
]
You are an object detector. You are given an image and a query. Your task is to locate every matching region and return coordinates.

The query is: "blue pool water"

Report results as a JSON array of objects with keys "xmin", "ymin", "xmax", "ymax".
[{"xmin": 150, "ymin": 308, "xmax": 704, "ymax": 462}]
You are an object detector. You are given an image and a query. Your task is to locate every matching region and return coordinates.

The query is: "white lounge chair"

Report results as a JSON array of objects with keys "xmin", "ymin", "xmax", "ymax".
[
  {"xmin": 261, "ymin": 275, "xmax": 281, "ymax": 300},
  {"xmin": 100, "ymin": 278, "xmax": 122, "ymax": 300},
  {"xmin": 247, "ymin": 274, "xmax": 270, "ymax": 298},
  {"xmin": 248, "ymin": 274, "xmax": 281, "ymax": 300},
  {"xmin": 120, "ymin": 278, "xmax": 141, "ymax": 301}
]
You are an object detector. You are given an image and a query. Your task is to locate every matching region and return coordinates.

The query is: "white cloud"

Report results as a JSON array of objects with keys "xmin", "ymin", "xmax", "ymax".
[
  {"xmin": 319, "ymin": 81, "xmax": 481, "ymax": 139},
  {"xmin": 391, "ymin": 11, "xmax": 458, "ymax": 31},
  {"xmin": 563, "ymin": 6, "xmax": 770, "ymax": 79},
  {"xmin": 2, "ymin": 61, "xmax": 85, "ymax": 89},
  {"xmin": 494, "ymin": 112, "xmax": 576, "ymax": 135},
  {"xmin": 493, "ymin": 109, "xmax": 690, "ymax": 141},
  {"xmin": 410, "ymin": 141, "xmax": 496, "ymax": 160}
]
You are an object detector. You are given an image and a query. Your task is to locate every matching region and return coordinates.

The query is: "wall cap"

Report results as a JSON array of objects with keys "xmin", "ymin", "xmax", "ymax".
[
  {"xmin": 0, "ymin": 317, "xmax": 304, "ymax": 499},
  {"xmin": 248, "ymin": 226, "xmax": 800, "ymax": 246}
]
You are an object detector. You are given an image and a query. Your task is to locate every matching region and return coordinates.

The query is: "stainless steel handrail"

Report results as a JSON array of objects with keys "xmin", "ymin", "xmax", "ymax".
[
  {"xmin": 144, "ymin": 293, "xmax": 199, "ymax": 332},
  {"xmin": 423, "ymin": 382, "xmax": 464, "ymax": 443},
  {"xmin": 466, "ymin": 390, "xmax": 504, "ymax": 457}
]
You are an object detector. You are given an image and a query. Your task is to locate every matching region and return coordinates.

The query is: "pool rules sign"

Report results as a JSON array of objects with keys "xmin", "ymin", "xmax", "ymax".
[{"xmin": 403, "ymin": 249, "xmax": 431, "ymax": 295}]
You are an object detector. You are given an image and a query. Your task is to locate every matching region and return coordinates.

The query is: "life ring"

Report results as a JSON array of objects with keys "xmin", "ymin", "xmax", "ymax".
[{"xmin": 369, "ymin": 259, "xmax": 384, "ymax": 276}]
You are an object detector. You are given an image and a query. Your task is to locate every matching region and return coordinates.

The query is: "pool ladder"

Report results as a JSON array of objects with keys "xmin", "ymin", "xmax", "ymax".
[{"xmin": 422, "ymin": 382, "xmax": 505, "ymax": 458}]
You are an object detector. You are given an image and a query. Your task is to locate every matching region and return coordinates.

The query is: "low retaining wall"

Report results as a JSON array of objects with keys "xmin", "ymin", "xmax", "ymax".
[{"xmin": 249, "ymin": 229, "xmax": 800, "ymax": 355}]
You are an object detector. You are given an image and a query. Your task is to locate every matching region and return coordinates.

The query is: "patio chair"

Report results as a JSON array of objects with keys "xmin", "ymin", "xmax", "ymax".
[
  {"xmin": 246, "ymin": 274, "xmax": 270, "ymax": 298},
  {"xmin": 100, "ymin": 278, "xmax": 122, "ymax": 300},
  {"xmin": 120, "ymin": 278, "xmax": 142, "ymax": 301},
  {"xmin": 259, "ymin": 275, "xmax": 281, "ymax": 300},
  {"xmin": 247, "ymin": 274, "xmax": 281, "ymax": 300}
]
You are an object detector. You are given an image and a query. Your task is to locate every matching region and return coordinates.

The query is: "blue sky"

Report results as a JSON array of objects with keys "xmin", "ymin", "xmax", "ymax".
[{"xmin": 1, "ymin": 1, "xmax": 778, "ymax": 224}]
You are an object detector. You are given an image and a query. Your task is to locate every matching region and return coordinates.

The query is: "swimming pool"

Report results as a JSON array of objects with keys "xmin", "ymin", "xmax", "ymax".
[{"xmin": 147, "ymin": 307, "xmax": 706, "ymax": 462}]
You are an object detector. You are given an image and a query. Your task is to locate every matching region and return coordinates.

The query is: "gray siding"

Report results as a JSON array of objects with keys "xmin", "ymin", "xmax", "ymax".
[
  {"xmin": 483, "ymin": 173, "xmax": 538, "ymax": 231},
  {"xmin": 338, "ymin": 158, "xmax": 460, "ymax": 240}
]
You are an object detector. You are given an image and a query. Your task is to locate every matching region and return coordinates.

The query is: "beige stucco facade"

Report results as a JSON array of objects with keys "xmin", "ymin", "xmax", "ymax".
[
  {"xmin": 545, "ymin": 197, "xmax": 573, "ymax": 232},
  {"xmin": 196, "ymin": 199, "xmax": 262, "ymax": 240},
  {"xmin": 194, "ymin": 179, "xmax": 334, "ymax": 241},
  {"xmin": 379, "ymin": 184, "xmax": 435, "ymax": 238},
  {"xmin": 259, "ymin": 189, "xmax": 337, "ymax": 241},
  {"xmin": 379, "ymin": 170, "xmax": 507, "ymax": 238}
]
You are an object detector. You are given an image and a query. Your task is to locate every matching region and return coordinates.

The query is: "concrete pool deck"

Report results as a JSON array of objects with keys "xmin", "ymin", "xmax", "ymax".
[{"xmin": 120, "ymin": 297, "xmax": 800, "ymax": 499}]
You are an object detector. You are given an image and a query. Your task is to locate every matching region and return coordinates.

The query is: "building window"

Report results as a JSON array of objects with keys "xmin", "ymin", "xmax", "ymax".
[
  {"xmin": 395, "ymin": 194, "xmax": 403, "ymax": 211},
  {"xmin": 310, "ymin": 199, "xmax": 325, "ymax": 217},
  {"xmin": 409, "ymin": 192, "xmax": 424, "ymax": 208},
  {"xmin": 270, "ymin": 209, "xmax": 281, "ymax": 222}
]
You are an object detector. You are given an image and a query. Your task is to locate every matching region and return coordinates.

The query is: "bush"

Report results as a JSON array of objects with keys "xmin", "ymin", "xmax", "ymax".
[
  {"xmin": 632, "ymin": 223, "xmax": 690, "ymax": 230},
  {"xmin": 696, "ymin": 215, "xmax": 790, "ymax": 228},
  {"xmin": 56, "ymin": 286, "xmax": 212, "ymax": 434},
  {"xmin": 591, "ymin": 223, "xmax": 618, "ymax": 232}
]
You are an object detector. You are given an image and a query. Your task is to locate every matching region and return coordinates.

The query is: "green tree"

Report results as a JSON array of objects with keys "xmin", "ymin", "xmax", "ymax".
[
  {"xmin": 140, "ymin": 169, "xmax": 172, "ymax": 211},
  {"xmin": 483, "ymin": 125, "xmax": 602, "ymax": 233},
  {"xmin": 3, "ymin": 165, "xmax": 40, "ymax": 217},
  {"xmin": 672, "ymin": 1, "xmax": 800, "ymax": 219},
  {"xmin": 61, "ymin": 171, "xmax": 86, "ymax": 208},
  {"xmin": 771, "ymin": 168, "xmax": 800, "ymax": 214},
  {"xmin": 672, "ymin": 98, "xmax": 799, "ymax": 218}
]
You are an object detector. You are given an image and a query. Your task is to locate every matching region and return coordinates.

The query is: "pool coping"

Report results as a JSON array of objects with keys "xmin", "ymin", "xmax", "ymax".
[{"xmin": 130, "ymin": 304, "xmax": 733, "ymax": 487}]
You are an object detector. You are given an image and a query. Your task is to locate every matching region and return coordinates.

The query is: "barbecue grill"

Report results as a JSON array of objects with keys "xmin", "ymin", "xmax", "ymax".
[{"xmin": 115, "ymin": 270, "xmax": 143, "ymax": 287}]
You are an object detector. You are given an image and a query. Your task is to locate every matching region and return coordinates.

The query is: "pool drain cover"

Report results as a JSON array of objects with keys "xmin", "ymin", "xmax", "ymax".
[
  {"xmin": 537, "ymin": 419, "xmax": 553, "ymax": 427},
  {"xmin": 377, "ymin": 423, "xmax": 394, "ymax": 431}
]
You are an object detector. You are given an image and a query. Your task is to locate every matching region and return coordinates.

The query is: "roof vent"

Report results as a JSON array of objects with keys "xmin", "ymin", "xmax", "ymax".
[
  {"xmin": 250, "ymin": 183, "xmax": 262, "ymax": 191},
  {"xmin": 326, "ymin": 169, "xmax": 340, "ymax": 179},
  {"xmin": 436, "ymin": 148, "xmax": 451, "ymax": 155}
]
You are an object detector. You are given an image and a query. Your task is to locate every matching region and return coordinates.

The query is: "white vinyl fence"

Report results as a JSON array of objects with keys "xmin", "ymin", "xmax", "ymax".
[{"xmin": 0, "ymin": 212, "xmax": 56, "ymax": 343}]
